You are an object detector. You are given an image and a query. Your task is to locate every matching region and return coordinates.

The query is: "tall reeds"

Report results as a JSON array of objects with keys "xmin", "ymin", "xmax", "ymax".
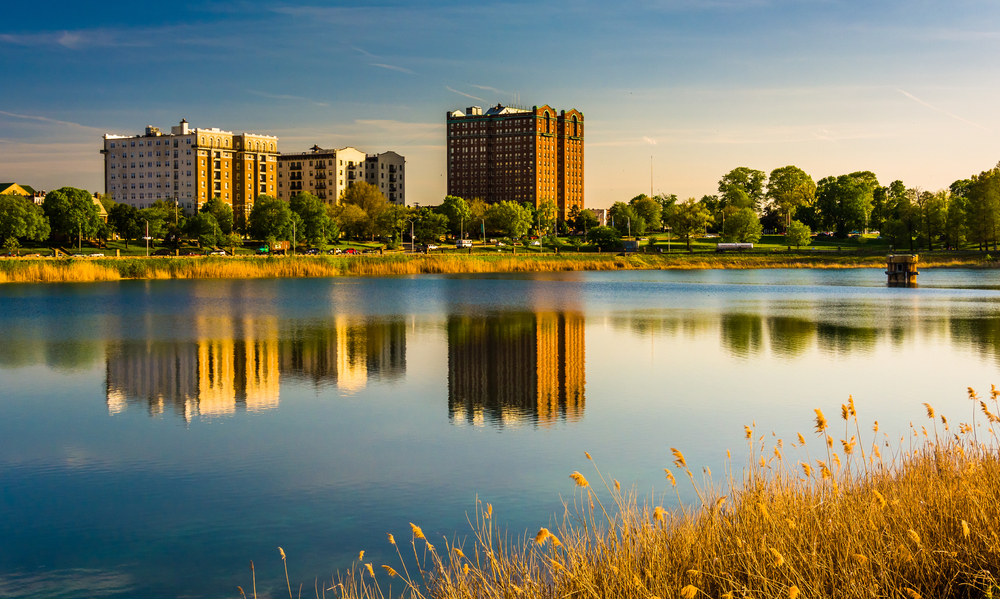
[
  {"xmin": 0, "ymin": 252, "xmax": 989, "ymax": 285},
  {"xmin": 298, "ymin": 391, "xmax": 1000, "ymax": 599}
]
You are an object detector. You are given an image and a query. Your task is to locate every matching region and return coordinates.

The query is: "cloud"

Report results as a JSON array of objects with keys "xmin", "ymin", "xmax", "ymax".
[
  {"xmin": 0, "ymin": 109, "xmax": 104, "ymax": 132},
  {"xmin": 370, "ymin": 63, "xmax": 417, "ymax": 75},
  {"xmin": 470, "ymin": 85, "xmax": 509, "ymax": 95},
  {"xmin": 446, "ymin": 87, "xmax": 485, "ymax": 102},
  {"xmin": 246, "ymin": 90, "xmax": 328, "ymax": 106},
  {"xmin": 0, "ymin": 30, "xmax": 143, "ymax": 49},
  {"xmin": 643, "ymin": 136, "xmax": 657, "ymax": 145},
  {"xmin": 896, "ymin": 89, "xmax": 989, "ymax": 132}
]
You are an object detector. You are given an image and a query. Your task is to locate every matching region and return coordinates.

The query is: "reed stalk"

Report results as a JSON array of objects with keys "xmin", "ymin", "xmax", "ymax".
[{"xmin": 280, "ymin": 392, "xmax": 1000, "ymax": 599}]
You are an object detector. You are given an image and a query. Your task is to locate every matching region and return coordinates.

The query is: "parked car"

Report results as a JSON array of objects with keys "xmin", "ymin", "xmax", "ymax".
[
  {"xmin": 153, "ymin": 248, "xmax": 172, "ymax": 256},
  {"xmin": 343, "ymin": 248, "xmax": 357, "ymax": 255},
  {"xmin": 209, "ymin": 250, "xmax": 227, "ymax": 256},
  {"xmin": 184, "ymin": 251, "xmax": 202, "ymax": 256},
  {"xmin": 305, "ymin": 248, "xmax": 320, "ymax": 255},
  {"xmin": 530, "ymin": 240, "xmax": 541, "ymax": 246},
  {"xmin": 327, "ymin": 248, "xmax": 342, "ymax": 255},
  {"xmin": 89, "ymin": 253, "xmax": 104, "ymax": 257}
]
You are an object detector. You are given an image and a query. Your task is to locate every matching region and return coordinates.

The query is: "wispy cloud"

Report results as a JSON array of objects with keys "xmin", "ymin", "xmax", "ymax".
[
  {"xmin": 897, "ymin": 89, "xmax": 989, "ymax": 132},
  {"xmin": 246, "ymin": 90, "xmax": 328, "ymax": 107},
  {"xmin": 370, "ymin": 63, "xmax": 417, "ymax": 75},
  {"xmin": 0, "ymin": 110, "xmax": 103, "ymax": 131},
  {"xmin": 0, "ymin": 30, "xmax": 142, "ymax": 49},
  {"xmin": 470, "ymin": 84, "xmax": 509, "ymax": 95},
  {"xmin": 446, "ymin": 87, "xmax": 485, "ymax": 102},
  {"xmin": 643, "ymin": 136, "xmax": 657, "ymax": 145}
]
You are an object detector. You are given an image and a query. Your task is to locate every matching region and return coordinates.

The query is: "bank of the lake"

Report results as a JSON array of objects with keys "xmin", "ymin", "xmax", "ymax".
[{"xmin": 0, "ymin": 251, "xmax": 994, "ymax": 284}]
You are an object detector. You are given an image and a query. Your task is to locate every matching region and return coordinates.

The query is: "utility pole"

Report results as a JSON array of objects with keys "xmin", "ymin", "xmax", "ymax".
[{"xmin": 292, "ymin": 221, "xmax": 296, "ymax": 255}]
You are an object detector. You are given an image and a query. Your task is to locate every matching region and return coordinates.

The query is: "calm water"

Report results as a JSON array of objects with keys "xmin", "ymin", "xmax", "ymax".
[{"xmin": 3, "ymin": 269, "xmax": 1000, "ymax": 598}]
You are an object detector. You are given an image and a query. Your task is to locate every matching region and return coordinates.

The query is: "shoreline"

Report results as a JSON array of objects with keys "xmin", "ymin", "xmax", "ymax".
[{"xmin": 0, "ymin": 252, "xmax": 994, "ymax": 284}]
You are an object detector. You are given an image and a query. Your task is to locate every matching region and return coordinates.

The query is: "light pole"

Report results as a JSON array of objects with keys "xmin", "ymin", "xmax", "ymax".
[
  {"xmin": 406, "ymin": 219, "xmax": 415, "ymax": 253},
  {"xmin": 481, "ymin": 219, "xmax": 485, "ymax": 245},
  {"xmin": 292, "ymin": 220, "xmax": 296, "ymax": 256},
  {"xmin": 143, "ymin": 220, "xmax": 150, "ymax": 257}
]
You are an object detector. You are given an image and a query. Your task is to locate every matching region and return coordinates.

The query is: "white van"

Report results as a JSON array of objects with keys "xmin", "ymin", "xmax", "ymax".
[{"xmin": 456, "ymin": 239, "xmax": 473, "ymax": 248}]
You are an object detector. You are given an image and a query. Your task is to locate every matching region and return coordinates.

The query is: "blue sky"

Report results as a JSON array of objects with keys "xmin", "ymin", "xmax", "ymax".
[{"xmin": 2, "ymin": 0, "xmax": 1000, "ymax": 207}]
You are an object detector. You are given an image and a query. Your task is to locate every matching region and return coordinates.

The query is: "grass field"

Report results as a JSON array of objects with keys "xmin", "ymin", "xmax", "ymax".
[{"xmin": 277, "ymin": 394, "xmax": 1000, "ymax": 599}]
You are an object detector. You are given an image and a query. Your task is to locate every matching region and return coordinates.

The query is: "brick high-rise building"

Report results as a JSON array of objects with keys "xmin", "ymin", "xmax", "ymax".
[
  {"xmin": 446, "ymin": 104, "xmax": 584, "ymax": 220},
  {"xmin": 102, "ymin": 120, "xmax": 278, "ymax": 220}
]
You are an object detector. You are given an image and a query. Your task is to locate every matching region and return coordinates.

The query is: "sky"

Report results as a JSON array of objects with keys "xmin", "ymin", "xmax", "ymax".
[{"xmin": 2, "ymin": 0, "xmax": 1000, "ymax": 208}]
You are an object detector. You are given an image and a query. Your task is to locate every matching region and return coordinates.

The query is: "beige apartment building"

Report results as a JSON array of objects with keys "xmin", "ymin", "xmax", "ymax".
[
  {"xmin": 277, "ymin": 146, "xmax": 407, "ymax": 206},
  {"xmin": 101, "ymin": 120, "xmax": 279, "ymax": 220}
]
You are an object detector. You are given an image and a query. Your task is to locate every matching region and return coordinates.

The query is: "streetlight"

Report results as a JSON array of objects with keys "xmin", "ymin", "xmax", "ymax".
[
  {"xmin": 143, "ymin": 220, "xmax": 151, "ymax": 257},
  {"xmin": 292, "ymin": 220, "xmax": 296, "ymax": 256},
  {"xmin": 405, "ymin": 219, "xmax": 415, "ymax": 253}
]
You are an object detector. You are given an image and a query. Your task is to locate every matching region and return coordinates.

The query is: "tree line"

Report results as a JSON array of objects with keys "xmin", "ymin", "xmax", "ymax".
[{"xmin": 6, "ymin": 162, "xmax": 1000, "ymax": 253}]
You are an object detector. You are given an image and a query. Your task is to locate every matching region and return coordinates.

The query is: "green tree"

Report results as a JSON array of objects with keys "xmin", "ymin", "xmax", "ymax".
[
  {"xmin": 139, "ymin": 204, "xmax": 169, "ymax": 244},
  {"xmin": 200, "ymin": 197, "xmax": 234, "ymax": 235},
  {"xmin": 485, "ymin": 201, "xmax": 532, "ymax": 239},
  {"xmin": 586, "ymin": 225, "xmax": 621, "ymax": 251},
  {"xmin": 438, "ymin": 195, "xmax": 472, "ymax": 236},
  {"xmin": 536, "ymin": 199, "xmax": 557, "ymax": 235},
  {"xmin": 247, "ymin": 195, "xmax": 299, "ymax": 242},
  {"xmin": 608, "ymin": 202, "xmax": 646, "ymax": 237},
  {"xmin": 223, "ymin": 232, "xmax": 244, "ymax": 255},
  {"xmin": 341, "ymin": 182, "xmax": 387, "ymax": 239},
  {"xmin": 108, "ymin": 203, "xmax": 143, "ymax": 249},
  {"xmin": 375, "ymin": 204, "xmax": 414, "ymax": 245},
  {"xmin": 573, "ymin": 207, "xmax": 599, "ymax": 233},
  {"xmin": 966, "ymin": 168, "xmax": 1000, "ymax": 251},
  {"xmin": 670, "ymin": 198, "xmax": 712, "ymax": 251},
  {"xmin": 723, "ymin": 207, "xmax": 763, "ymax": 243},
  {"xmin": 289, "ymin": 192, "xmax": 332, "ymax": 246},
  {"xmin": 655, "ymin": 193, "xmax": 679, "ymax": 225},
  {"xmin": 630, "ymin": 195, "xmax": 663, "ymax": 230},
  {"xmin": 915, "ymin": 190, "xmax": 946, "ymax": 250},
  {"xmin": 785, "ymin": 220, "xmax": 812, "ymax": 249},
  {"xmin": 0, "ymin": 194, "xmax": 50, "ymax": 246},
  {"xmin": 943, "ymin": 190, "xmax": 967, "ymax": 250},
  {"xmin": 334, "ymin": 204, "xmax": 369, "ymax": 240},
  {"xmin": 766, "ymin": 166, "xmax": 816, "ymax": 232},
  {"xmin": 815, "ymin": 172, "xmax": 878, "ymax": 235},
  {"xmin": 719, "ymin": 167, "xmax": 767, "ymax": 212},
  {"xmin": 185, "ymin": 212, "xmax": 221, "ymax": 248},
  {"xmin": 415, "ymin": 209, "xmax": 449, "ymax": 243},
  {"xmin": 42, "ymin": 187, "xmax": 102, "ymax": 247}
]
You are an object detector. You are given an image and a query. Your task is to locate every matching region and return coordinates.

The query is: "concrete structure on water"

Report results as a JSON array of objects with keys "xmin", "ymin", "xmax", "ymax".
[{"xmin": 886, "ymin": 254, "xmax": 919, "ymax": 286}]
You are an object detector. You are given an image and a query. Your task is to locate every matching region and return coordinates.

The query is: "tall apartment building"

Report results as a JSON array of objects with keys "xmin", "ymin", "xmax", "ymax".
[
  {"xmin": 277, "ymin": 146, "xmax": 406, "ymax": 206},
  {"xmin": 101, "ymin": 120, "xmax": 279, "ymax": 219},
  {"xmin": 446, "ymin": 104, "xmax": 584, "ymax": 219}
]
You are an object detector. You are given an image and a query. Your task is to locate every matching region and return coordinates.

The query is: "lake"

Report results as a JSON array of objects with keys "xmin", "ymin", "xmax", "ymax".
[{"xmin": 2, "ymin": 269, "xmax": 1000, "ymax": 598}]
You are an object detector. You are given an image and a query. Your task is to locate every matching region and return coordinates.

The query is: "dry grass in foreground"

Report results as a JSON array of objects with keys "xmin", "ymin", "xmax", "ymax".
[{"xmin": 260, "ymin": 389, "xmax": 1000, "ymax": 599}]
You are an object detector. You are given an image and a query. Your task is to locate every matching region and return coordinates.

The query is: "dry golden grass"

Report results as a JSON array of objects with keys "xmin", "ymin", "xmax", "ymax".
[
  {"xmin": 0, "ymin": 261, "xmax": 121, "ymax": 283},
  {"xmin": 297, "ymin": 391, "xmax": 1000, "ymax": 599},
  {"xmin": 0, "ymin": 252, "xmax": 991, "ymax": 285}
]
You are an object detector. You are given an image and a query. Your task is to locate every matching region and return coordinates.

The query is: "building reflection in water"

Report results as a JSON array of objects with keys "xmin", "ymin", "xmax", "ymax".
[
  {"xmin": 106, "ymin": 316, "xmax": 406, "ymax": 420},
  {"xmin": 448, "ymin": 312, "xmax": 585, "ymax": 427}
]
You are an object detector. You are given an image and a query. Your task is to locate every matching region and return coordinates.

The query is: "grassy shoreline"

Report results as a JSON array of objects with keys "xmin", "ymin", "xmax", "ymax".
[{"xmin": 0, "ymin": 251, "xmax": 995, "ymax": 284}]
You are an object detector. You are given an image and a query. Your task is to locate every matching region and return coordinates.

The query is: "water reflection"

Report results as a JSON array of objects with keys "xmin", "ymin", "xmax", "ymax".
[
  {"xmin": 448, "ymin": 312, "xmax": 585, "ymax": 427},
  {"xmin": 105, "ymin": 316, "xmax": 407, "ymax": 420}
]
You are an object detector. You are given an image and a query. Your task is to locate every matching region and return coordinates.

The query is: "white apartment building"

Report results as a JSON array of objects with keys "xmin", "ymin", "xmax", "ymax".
[
  {"xmin": 277, "ymin": 146, "xmax": 407, "ymax": 206},
  {"xmin": 101, "ymin": 120, "xmax": 279, "ymax": 217}
]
